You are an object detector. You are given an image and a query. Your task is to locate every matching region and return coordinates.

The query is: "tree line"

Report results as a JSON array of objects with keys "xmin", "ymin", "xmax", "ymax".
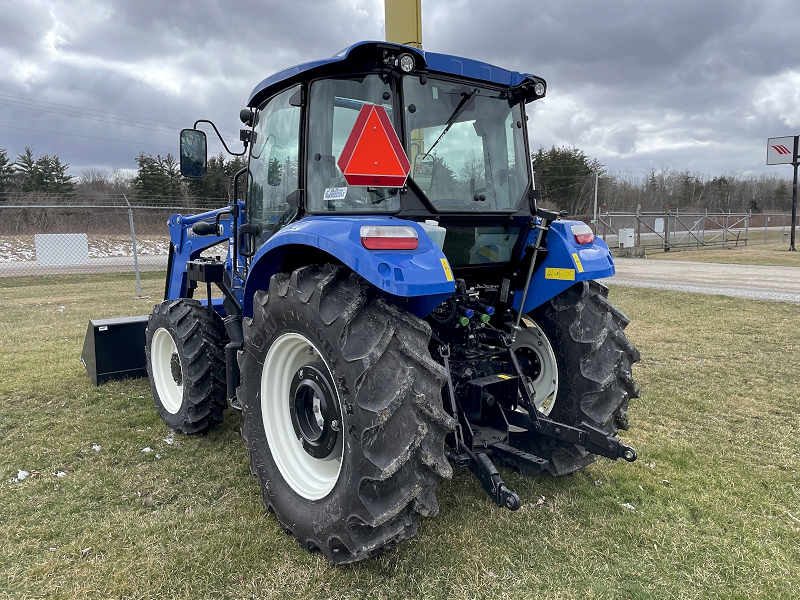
[
  {"xmin": 0, "ymin": 144, "xmax": 794, "ymax": 215},
  {"xmin": 0, "ymin": 147, "xmax": 77, "ymax": 195},
  {"xmin": 0, "ymin": 147, "xmax": 245, "ymax": 206},
  {"xmin": 532, "ymin": 146, "xmax": 793, "ymax": 216}
]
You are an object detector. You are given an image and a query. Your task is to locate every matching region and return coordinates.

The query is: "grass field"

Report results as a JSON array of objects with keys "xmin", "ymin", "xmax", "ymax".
[
  {"xmin": 612, "ymin": 230, "xmax": 800, "ymax": 268},
  {"xmin": 1, "ymin": 273, "xmax": 799, "ymax": 599}
]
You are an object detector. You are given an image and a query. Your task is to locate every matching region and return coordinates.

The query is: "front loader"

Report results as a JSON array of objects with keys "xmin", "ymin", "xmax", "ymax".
[{"xmin": 142, "ymin": 41, "xmax": 640, "ymax": 564}]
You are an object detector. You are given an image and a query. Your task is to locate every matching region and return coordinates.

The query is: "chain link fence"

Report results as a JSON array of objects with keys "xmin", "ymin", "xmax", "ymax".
[
  {"xmin": 596, "ymin": 210, "xmax": 794, "ymax": 252},
  {"xmin": 2, "ymin": 196, "xmax": 795, "ymax": 305},
  {"xmin": 0, "ymin": 195, "xmax": 229, "ymax": 305}
]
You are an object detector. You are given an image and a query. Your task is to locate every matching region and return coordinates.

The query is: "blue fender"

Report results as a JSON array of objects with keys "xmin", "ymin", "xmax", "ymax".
[
  {"xmin": 513, "ymin": 220, "xmax": 616, "ymax": 313},
  {"xmin": 243, "ymin": 216, "xmax": 456, "ymax": 318}
]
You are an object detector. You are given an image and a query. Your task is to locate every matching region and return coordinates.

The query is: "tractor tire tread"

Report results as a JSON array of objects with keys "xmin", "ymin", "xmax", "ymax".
[
  {"xmin": 532, "ymin": 280, "xmax": 640, "ymax": 474},
  {"xmin": 239, "ymin": 265, "xmax": 454, "ymax": 564},
  {"xmin": 146, "ymin": 298, "xmax": 226, "ymax": 434}
]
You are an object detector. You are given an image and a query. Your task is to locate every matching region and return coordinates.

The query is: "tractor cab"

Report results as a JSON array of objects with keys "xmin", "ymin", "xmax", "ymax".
[{"xmin": 182, "ymin": 42, "xmax": 548, "ymax": 287}]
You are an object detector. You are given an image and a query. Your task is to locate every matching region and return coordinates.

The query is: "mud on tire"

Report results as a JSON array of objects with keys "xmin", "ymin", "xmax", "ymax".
[
  {"xmin": 238, "ymin": 264, "xmax": 456, "ymax": 564},
  {"xmin": 529, "ymin": 280, "xmax": 640, "ymax": 475},
  {"xmin": 145, "ymin": 298, "xmax": 227, "ymax": 434}
]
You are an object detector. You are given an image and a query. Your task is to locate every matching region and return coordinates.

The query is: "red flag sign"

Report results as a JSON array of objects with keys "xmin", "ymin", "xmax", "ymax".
[{"xmin": 338, "ymin": 105, "xmax": 411, "ymax": 187}]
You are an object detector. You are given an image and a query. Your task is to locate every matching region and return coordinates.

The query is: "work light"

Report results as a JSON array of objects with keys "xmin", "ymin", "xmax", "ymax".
[{"xmin": 398, "ymin": 54, "xmax": 415, "ymax": 73}]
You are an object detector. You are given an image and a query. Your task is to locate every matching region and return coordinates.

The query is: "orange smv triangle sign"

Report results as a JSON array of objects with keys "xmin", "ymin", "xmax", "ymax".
[{"xmin": 337, "ymin": 104, "xmax": 411, "ymax": 187}]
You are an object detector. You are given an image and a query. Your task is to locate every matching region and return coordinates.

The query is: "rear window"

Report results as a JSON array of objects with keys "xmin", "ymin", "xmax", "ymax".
[{"xmin": 442, "ymin": 225, "xmax": 521, "ymax": 267}]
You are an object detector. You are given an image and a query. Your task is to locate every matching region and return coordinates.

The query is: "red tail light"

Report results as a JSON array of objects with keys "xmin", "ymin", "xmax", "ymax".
[
  {"xmin": 571, "ymin": 223, "xmax": 595, "ymax": 245},
  {"xmin": 360, "ymin": 225, "xmax": 419, "ymax": 250}
]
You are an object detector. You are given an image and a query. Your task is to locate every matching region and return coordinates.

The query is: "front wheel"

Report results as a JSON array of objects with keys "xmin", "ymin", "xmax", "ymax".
[
  {"xmin": 238, "ymin": 265, "xmax": 455, "ymax": 564},
  {"xmin": 145, "ymin": 299, "xmax": 227, "ymax": 434}
]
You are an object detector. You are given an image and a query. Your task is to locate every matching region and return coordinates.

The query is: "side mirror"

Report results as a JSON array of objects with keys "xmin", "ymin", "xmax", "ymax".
[
  {"xmin": 180, "ymin": 129, "xmax": 207, "ymax": 178},
  {"xmin": 413, "ymin": 154, "xmax": 434, "ymax": 191}
]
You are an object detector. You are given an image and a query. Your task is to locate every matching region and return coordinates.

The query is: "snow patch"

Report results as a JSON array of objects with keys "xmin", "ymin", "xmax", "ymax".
[{"xmin": 10, "ymin": 469, "xmax": 30, "ymax": 483}]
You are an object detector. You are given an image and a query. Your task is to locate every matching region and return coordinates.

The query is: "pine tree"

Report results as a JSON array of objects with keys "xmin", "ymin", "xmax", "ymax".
[
  {"xmin": 186, "ymin": 153, "xmax": 247, "ymax": 204},
  {"xmin": 13, "ymin": 147, "xmax": 75, "ymax": 194},
  {"xmin": 47, "ymin": 155, "xmax": 76, "ymax": 194},
  {"xmin": 133, "ymin": 152, "xmax": 181, "ymax": 203},
  {"xmin": 0, "ymin": 148, "xmax": 13, "ymax": 195},
  {"xmin": 161, "ymin": 153, "xmax": 182, "ymax": 199},
  {"xmin": 14, "ymin": 147, "xmax": 38, "ymax": 192},
  {"xmin": 531, "ymin": 146, "xmax": 596, "ymax": 215},
  {"xmin": 428, "ymin": 154, "xmax": 460, "ymax": 199}
]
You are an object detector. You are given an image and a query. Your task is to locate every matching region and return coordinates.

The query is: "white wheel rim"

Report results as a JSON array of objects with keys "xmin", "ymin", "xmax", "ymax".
[
  {"xmin": 513, "ymin": 317, "xmax": 558, "ymax": 416},
  {"xmin": 151, "ymin": 327, "xmax": 183, "ymax": 415},
  {"xmin": 261, "ymin": 332, "xmax": 343, "ymax": 500}
]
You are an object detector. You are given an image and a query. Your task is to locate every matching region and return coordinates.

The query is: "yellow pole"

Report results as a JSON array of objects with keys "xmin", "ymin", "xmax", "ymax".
[
  {"xmin": 384, "ymin": 0, "xmax": 422, "ymax": 49},
  {"xmin": 385, "ymin": 0, "xmax": 425, "ymax": 182}
]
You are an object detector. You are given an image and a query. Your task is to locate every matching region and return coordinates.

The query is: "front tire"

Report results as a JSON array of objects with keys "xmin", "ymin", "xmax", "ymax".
[
  {"xmin": 145, "ymin": 299, "xmax": 227, "ymax": 434},
  {"xmin": 238, "ymin": 265, "xmax": 455, "ymax": 564}
]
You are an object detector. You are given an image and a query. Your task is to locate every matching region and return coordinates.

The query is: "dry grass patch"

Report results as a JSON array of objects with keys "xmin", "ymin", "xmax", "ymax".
[{"xmin": 631, "ymin": 231, "xmax": 800, "ymax": 267}]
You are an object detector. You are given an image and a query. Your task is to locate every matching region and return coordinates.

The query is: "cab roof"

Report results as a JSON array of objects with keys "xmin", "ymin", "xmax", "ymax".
[{"xmin": 247, "ymin": 40, "xmax": 544, "ymax": 108}]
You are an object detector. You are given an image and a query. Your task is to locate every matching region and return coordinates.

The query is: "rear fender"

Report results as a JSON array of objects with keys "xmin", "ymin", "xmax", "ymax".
[
  {"xmin": 514, "ymin": 220, "xmax": 615, "ymax": 313},
  {"xmin": 243, "ymin": 216, "xmax": 456, "ymax": 318}
]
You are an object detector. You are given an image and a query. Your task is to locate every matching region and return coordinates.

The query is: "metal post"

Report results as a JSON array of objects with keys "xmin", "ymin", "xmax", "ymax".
[
  {"xmin": 636, "ymin": 204, "xmax": 641, "ymax": 246},
  {"xmin": 791, "ymin": 136, "xmax": 798, "ymax": 251},
  {"xmin": 745, "ymin": 211, "xmax": 750, "ymax": 244},
  {"xmin": 765, "ymin": 215, "xmax": 769, "ymax": 244},
  {"xmin": 723, "ymin": 212, "xmax": 728, "ymax": 246},
  {"xmin": 703, "ymin": 209, "xmax": 707, "ymax": 243},
  {"xmin": 593, "ymin": 170, "xmax": 599, "ymax": 235},
  {"xmin": 124, "ymin": 194, "xmax": 142, "ymax": 297},
  {"xmin": 384, "ymin": 0, "xmax": 423, "ymax": 48}
]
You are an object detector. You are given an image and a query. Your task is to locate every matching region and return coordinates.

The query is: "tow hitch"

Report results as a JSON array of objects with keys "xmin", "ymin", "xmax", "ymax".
[{"xmin": 441, "ymin": 339, "xmax": 637, "ymax": 510}]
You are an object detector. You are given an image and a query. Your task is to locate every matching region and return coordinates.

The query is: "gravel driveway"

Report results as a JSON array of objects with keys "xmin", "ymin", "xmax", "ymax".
[{"xmin": 611, "ymin": 258, "xmax": 800, "ymax": 304}]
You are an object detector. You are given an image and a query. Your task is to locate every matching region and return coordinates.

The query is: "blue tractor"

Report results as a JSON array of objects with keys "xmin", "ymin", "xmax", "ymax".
[{"xmin": 145, "ymin": 41, "xmax": 640, "ymax": 564}]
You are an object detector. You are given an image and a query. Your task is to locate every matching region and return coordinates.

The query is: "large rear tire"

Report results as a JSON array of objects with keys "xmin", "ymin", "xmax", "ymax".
[
  {"xmin": 145, "ymin": 299, "xmax": 227, "ymax": 434},
  {"xmin": 524, "ymin": 280, "xmax": 640, "ymax": 475},
  {"xmin": 238, "ymin": 265, "xmax": 455, "ymax": 564}
]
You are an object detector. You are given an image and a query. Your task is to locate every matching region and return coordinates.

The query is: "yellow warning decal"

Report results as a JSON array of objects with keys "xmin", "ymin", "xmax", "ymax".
[
  {"xmin": 440, "ymin": 258, "xmax": 454, "ymax": 282},
  {"xmin": 497, "ymin": 374, "xmax": 512, "ymax": 380},
  {"xmin": 572, "ymin": 253, "xmax": 584, "ymax": 273},
  {"xmin": 545, "ymin": 267, "xmax": 575, "ymax": 281}
]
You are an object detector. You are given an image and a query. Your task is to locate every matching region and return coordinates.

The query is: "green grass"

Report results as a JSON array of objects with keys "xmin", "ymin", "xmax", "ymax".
[{"xmin": 1, "ymin": 274, "xmax": 799, "ymax": 599}]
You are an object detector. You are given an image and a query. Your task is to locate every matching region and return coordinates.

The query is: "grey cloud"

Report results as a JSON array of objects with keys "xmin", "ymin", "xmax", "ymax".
[
  {"xmin": 0, "ymin": 0, "xmax": 798, "ymax": 178},
  {"xmin": 0, "ymin": 1, "xmax": 53, "ymax": 55}
]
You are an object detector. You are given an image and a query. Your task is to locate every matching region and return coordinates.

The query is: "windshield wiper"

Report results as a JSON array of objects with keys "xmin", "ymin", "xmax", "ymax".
[{"xmin": 422, "ymin": 88, "xmax": 479, "ymax": 159}]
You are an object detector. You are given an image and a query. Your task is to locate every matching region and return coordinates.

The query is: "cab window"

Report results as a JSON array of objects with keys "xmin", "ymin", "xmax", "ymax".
[
  {"xmin": 248, "ymin": 85, "xmax": 301, "ymax": 246},
  {"xmin": 306, "ymin": 76, "xmax": 400, "ymax": 213}
]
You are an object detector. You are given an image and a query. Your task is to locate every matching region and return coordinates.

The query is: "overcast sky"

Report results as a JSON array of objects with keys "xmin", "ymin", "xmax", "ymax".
[{"xmin": 1, "ymin": 0, "xmax": 798, "ymax": 180}]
